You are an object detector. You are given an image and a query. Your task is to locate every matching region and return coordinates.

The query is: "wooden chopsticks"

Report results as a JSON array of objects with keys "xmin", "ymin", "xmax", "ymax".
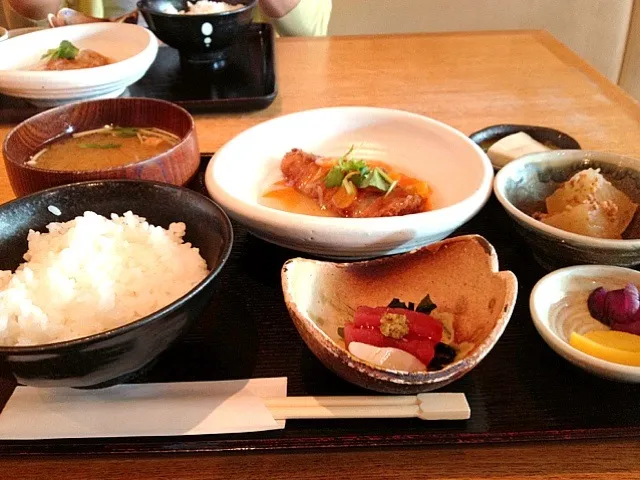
[{"xmin": 263, "ymin": 393, "xmax": 470, "ymax": 421}]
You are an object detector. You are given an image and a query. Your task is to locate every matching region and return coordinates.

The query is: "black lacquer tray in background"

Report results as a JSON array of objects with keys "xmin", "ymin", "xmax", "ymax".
[
  {"xmin": 0, "ymin": 23, "xmax": 277, "ymax": 125},
  {"xmin": 0, "ymin": 154, "xmax": 639, "ymax": 457}
]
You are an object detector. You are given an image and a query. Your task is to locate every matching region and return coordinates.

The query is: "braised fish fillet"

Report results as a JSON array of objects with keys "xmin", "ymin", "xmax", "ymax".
[
  {"xmin": 40, "ymin": 50, "xmax": 111, "ymax": 71},
  {"xmin": 281, "ymin": 148, "xmax": 426, "ymax": 218}
]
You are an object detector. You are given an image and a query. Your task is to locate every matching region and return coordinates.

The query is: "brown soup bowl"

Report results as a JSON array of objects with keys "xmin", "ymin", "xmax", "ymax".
[{"xmin": 2, "ymin": 97, "xmax": 200, "ymax": 197}]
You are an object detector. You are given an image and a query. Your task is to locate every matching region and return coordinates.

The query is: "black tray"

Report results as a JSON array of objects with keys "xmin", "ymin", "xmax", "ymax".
[
  {"xmin": 0, "ymin": 23, "xmax": 277, "ymax": 124},
  {"xmin": 1, "ymin": 154, "xmax": 640, "ymax": 456}
]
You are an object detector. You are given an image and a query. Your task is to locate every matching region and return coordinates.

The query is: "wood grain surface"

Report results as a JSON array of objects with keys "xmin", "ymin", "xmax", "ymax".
[
  {"xmin": 1, "ymin": 30, "xmax": 640, "ymax": 202},
  {"xmin": 3, "ymin": 438, "xmax": 640, "ymax": 479},
  {"xmin": 0, "ymin": 29, "xmax": 639, "ymax": 478}
]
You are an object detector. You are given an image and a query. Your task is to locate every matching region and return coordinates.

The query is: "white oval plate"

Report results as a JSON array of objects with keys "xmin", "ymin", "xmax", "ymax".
[{"xmin": 205, "ymin": 106, "xmax": 493, "ymax": 259}]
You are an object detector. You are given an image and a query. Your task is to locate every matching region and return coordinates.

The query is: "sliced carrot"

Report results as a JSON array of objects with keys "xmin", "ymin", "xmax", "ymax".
[{"xmin": 331, "ymin": 186, "xmax": 357, "ymax": 209}]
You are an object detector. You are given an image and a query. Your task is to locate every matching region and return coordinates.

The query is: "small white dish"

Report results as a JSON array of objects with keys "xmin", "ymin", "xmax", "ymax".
[
  {"xmin": 0, "ymin": 23, "xmax": 158, "ymax": 107},
  {"xmin": 530, "ymin": 264, "xmax": 640, "ymax": 382},
  {"xmin": 205, "ymin": 106, "xmax": 494, "ymax": 259}
]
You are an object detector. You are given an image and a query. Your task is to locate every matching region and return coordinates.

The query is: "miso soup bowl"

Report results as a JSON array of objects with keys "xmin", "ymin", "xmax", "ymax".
[
  {"xmin": 493, "ymin": 150, "xmax": 640, "ymax": 270},
  {"xmin": 3, "ymin": 97, "xmax": 200, "ymax": 197}
]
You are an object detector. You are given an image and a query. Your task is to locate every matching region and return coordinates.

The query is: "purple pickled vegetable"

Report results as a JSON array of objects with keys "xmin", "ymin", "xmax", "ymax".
[
  {"xmin": 612, "ymin": 321, "xmax": 640, "ymax": 336},
  {"xmin": 587, "ymin": 287, "xmax": 607, "ymax": 321},
  {"xmin": 588, "ymin": 283, "xmax": 640, "ymax": 328},
  {"xmin": 622, "ymin": 306, "xmax": 640, "ymax": 333},
  {"xmin": 604, "ymin": 284, "xmax": 640, "ymax": 325}
]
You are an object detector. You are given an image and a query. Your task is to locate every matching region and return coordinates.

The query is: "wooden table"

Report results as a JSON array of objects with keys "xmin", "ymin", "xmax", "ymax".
[{"xmin": 1, "ymin": 30, "xmax": 640, "ymax": 479}]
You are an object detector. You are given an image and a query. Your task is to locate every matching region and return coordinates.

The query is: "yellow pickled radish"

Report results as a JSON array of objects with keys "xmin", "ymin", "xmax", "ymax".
[
  {"xmin": 569, "ymin": 330, "xmax": 640, "ymax": 366},
  {"xmin": 584, "ymin": 330, "xmax": 640, "ymax": 350}
]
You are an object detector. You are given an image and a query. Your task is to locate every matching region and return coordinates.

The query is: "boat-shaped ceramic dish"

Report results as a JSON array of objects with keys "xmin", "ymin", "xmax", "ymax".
[{"xmin": 282, "ymin": 235, "xmax": 518, "ymax": 393}]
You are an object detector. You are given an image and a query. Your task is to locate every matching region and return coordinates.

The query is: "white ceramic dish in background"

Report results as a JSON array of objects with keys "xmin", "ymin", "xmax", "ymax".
[
  {"xmin": 0, "ymin": 23, "xmax": 158, "ymax": 107},
  {"xmin": 205, "ymin": 107, "xmax": 494, "ymax": 259},
  {"xmin": 530, "ymin": 265, "xmax": 640, "ymax": 382}
]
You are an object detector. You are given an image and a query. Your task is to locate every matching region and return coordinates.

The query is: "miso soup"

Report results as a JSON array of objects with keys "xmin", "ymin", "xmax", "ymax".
[{"xmin": 28, "ymin": 125, "xmax": 180, "ymax": 171}]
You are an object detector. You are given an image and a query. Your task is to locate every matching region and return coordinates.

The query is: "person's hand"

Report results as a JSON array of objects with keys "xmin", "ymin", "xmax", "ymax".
[{"xmin": 7, "ymin": 0, "xmax": 62, "ymax": 20}]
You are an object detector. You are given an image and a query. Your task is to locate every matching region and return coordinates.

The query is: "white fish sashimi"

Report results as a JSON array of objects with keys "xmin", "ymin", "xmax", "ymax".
[{"xmin": 348, "ymin": 341, "xmax": 426, "ymax": 372}]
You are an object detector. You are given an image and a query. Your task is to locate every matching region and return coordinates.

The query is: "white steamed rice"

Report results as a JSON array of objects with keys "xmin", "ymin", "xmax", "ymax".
[
  {"xmin": 0, "ymin": 211, "xmax": 209, "ymax": 347},
  {"xmin": 162, "ymin": 1, "xmax": 245, "ymax": 15}
]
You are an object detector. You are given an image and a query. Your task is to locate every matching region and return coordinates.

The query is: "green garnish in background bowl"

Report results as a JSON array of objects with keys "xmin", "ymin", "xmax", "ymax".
[{"xmin": 42, "ymin": 40, "xmax": 80, "ymax": 61}]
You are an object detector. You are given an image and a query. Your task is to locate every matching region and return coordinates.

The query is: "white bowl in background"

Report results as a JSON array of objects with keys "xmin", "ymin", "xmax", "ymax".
[
  {"xmin": 0, "ymin": 23, "xmax": 158, "ymax": 107},
  {"xmin": 530, "ymin": 264, "xmax": 640, "ymax": 382},
  {"xmin": 205, "ymin": 106, "xmax": 494, "ymax": 258}
]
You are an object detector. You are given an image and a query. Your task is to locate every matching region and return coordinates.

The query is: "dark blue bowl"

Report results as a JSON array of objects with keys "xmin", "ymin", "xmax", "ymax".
[
  {"xmin": 0, "ymin": 180, "xmax": 233, "ymax": 388},
  {"xmin": 138, "ymin": 0, "xmax": 258, "ymax": 71}
]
